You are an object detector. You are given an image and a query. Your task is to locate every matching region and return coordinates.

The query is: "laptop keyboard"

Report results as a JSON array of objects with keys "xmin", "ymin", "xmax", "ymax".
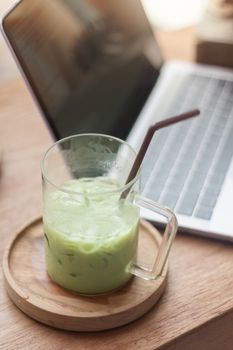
[{"xmin": 142, "ymin": 74, "xmax": 233, "ymax": 220}]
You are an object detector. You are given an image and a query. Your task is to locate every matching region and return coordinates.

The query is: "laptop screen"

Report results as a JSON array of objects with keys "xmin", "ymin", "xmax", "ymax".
[{"xmin": 2, "ymin": 0, "xmax": 162, "ymax": 140}]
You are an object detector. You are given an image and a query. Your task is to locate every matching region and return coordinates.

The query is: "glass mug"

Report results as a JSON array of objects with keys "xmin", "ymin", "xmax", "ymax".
[{"xmin": 41, "ymin": 134, "xmax": 178, "ymax": 295}]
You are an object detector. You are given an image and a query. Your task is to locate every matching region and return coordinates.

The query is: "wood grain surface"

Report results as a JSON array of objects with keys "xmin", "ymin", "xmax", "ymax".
[
  {"xmin": 1, "ymin": 79, "xmax": 233, "ymax": 349},
  {"xmin": 3, "ymin": 218, "xmax": 167, "ymax": 332}
]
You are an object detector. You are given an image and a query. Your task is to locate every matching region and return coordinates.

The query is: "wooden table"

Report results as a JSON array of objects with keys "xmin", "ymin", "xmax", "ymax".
[{"xmin": 1, "ymin": 30, "xmax": 233, "ymax": 350}]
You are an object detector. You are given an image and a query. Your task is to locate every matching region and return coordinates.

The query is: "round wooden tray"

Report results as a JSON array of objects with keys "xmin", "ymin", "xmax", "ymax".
[{"xmin": 2, "ymin": 218, "xmax": 168, "ymax": 332}]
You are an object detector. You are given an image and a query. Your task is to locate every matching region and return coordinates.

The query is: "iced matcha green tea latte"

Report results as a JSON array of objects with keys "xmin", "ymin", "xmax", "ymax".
[
  {"xmin": 44, "ymin": 177, "xmax": 139, "ymax": 294},
  {"xmin": 41, "ymin": 134, "xmax": 177, "ymax": 295}
]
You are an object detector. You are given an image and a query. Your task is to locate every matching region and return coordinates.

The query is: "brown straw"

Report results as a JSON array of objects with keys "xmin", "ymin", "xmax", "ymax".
[{"xmin": 122, "ymin": 109, "xmax": 200, "ymax": 198}]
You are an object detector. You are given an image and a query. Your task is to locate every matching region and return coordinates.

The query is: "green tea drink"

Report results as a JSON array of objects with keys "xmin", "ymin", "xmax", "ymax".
[{"xmin": 43, "ymin": 177, "xmax": 139, "ymax": 294}]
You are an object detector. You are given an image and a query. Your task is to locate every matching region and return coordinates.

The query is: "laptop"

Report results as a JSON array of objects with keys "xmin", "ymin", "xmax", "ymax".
[{"xmin": 1, "ymin": 0, "xmax": 233, "ymax": 241}]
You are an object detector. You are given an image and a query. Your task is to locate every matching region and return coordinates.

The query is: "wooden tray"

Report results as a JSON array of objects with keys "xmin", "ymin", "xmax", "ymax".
[{"xmin": 2, "ymin": 218, "xmax": 168, "ymax": 332}]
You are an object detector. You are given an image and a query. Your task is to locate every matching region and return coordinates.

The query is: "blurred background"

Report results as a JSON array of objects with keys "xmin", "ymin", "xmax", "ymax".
[
  {"xmin": 0, "ymin": 0, "xmax": 19, "ymax": 83},
  {"xmin": 0, "ymin": 0, "xmax": 211, "ymax": 85},
  {"xmin": 1, "ymin": 0, "xmax": 233, "ymax": 87}
]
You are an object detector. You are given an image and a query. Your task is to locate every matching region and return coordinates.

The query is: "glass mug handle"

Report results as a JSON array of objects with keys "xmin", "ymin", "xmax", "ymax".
[{"xmin": 130, "ymin": 194, "xmax": 178, "ymax": 280}]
